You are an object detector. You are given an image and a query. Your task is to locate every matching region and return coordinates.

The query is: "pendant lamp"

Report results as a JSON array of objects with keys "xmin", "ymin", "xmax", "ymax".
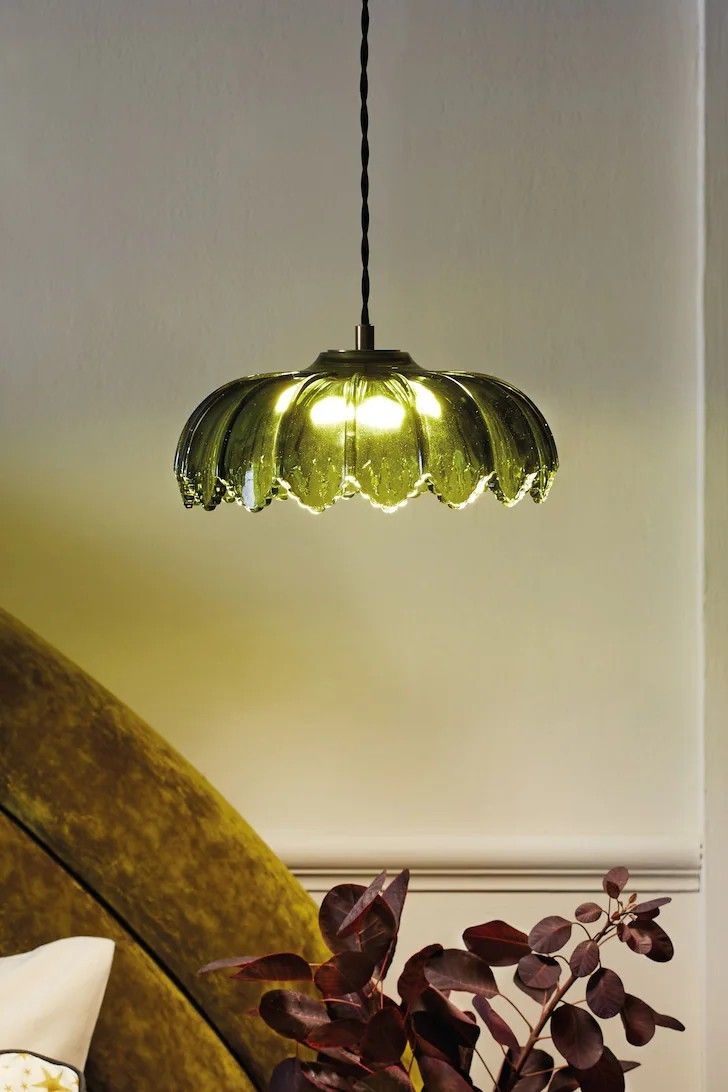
[{"xmin": 174, "ymin": 1, "xmax": 558, "ymax": 515}]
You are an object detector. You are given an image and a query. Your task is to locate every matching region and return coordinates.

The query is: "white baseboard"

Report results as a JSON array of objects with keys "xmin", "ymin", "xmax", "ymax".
[{"xmin": 274, "ymin": 833, "xmax": 702, "ymax": 893}]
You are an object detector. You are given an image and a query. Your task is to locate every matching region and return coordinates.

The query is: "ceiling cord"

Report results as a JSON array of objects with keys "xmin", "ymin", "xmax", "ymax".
[{"xmin": 360, "ymin": 0, "xmax": 370, "ymax": 326}]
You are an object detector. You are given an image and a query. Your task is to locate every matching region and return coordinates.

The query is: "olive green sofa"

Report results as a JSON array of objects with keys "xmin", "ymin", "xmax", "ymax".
[{"xmin": 0, "ymin": 608, "xmax": 327, "ymax": 1091}]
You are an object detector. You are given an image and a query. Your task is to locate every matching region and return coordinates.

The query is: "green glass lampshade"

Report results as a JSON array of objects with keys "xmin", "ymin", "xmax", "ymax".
[{"xmin": 174, "ymin": 348, "xmax": 558, "ymax": 514}]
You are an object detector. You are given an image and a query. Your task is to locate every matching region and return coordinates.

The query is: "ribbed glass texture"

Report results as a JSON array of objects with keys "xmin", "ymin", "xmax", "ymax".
[{"xmin": 174, "ymin": 351, "xmax": 558, "ymax": 514}]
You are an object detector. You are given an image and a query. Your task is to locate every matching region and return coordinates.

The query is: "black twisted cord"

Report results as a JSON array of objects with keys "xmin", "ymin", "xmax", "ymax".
[{"xmin": 360, "ymin": 0, "xmax": 370, "ymax": 325}]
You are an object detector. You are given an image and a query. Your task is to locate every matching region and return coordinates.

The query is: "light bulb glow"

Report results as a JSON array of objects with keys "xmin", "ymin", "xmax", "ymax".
[
  {"xmin": 356, "ymin": 396, "xmax": 405, "ymax": 430},
  {"xmin": 309, "ymin": 394, "xmax": 404, "ymax": 430},
  {"xmin": 175, "ymin": 351, "xmax": 558, "ymax": 513},
  {"xmin": 310, "ymin": 395, "xmax": 351, "ymax": 426}
]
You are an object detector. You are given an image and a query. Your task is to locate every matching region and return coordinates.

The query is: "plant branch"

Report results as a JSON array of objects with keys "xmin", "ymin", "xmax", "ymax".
[
  {"xmin": 497, "ymin": 992, "xmax": 534, "ymax": 1032},
  {"xmin": 491, "ymin": 918, "xmax": 615, "ymax": 1092}
]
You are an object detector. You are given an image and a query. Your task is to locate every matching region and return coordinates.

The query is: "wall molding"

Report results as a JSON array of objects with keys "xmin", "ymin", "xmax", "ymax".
[{"xmin": 275, "ymin": 834, "xmax": 702, "ymax": 893}]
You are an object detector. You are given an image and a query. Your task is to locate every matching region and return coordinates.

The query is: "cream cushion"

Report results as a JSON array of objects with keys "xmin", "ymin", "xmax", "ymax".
[{"xmin": 0, "ymin": 937, "xmax": 114, "ymax": 1070}]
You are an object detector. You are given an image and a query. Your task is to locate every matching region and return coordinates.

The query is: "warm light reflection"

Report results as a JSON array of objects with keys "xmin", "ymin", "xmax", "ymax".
[
  {"xmin": 356, "ymin": 396, "xmax": 405, "ymax": 429},
  {"xmin": 310, "ymin": 395, "xmax": 350, "ymax": 425},
  {"xmin": 309, "ymin": 394, "xmax": 405, "ymax": 430},
  {"xmin": 274, "ymin": 382, "xmax": 304, "ymax": 413},
  {"xmin": 411, "ymin": 381, "xmax": 441, "ymax": 419}
]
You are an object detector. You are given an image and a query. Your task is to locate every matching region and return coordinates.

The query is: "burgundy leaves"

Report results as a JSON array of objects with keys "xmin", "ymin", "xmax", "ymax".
[
  {"xmin": 463, "ymin": 921, "xmax": 531, "ymax": 966},
  {"xmin": 620, "ymin": 994, "xmax": 685, "ymax": 1047},
  {"xmin": 551, "ymin": 1005, "xmax": 603, "ymax": 1070},
  {"xmin": 602, "ymin": 867, "xmax": 630, "ymax": 899},
  {"xmin": 424, "ymin": 949, "xmax": 497, "ymax": 997},
  {"xmin": 472, "ymin": 996, "xmax": 519, "ymax": 1053},
  {"xmin": 586, "ymin": 969, "xmax": 625, "ymax": 1019},
  {"xmin": 201, "ymin": 866, "xmax": 682, "ymax": 1092},
  {"xmin": 528, "ymin": 917, "xmax": 572, "ymax": 955},
  {"xmin": 199, "ymin": 952, "xmax": 313, "ymax": 981}
]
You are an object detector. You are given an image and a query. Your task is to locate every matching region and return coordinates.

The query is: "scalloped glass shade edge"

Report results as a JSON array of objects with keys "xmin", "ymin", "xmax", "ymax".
[{"xmin": 174, "ymin": 365, "xmax": 558, "ymax": 515}]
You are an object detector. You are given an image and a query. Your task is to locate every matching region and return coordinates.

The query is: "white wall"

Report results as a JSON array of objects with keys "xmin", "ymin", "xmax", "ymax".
[{"xmin": 0, "ymin": 2, "xmax": 706, "ymax": 1088}]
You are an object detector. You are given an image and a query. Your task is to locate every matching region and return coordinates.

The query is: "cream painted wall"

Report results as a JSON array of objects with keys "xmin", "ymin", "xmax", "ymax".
[{"xmin": 0, "ymin": 1, "xmax": 706, "ymax": 1087}]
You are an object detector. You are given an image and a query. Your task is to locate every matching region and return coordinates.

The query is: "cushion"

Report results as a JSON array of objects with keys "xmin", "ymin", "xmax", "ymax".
[
  {"xmin": 0, "ymin": 937, "xmax": 114, "ymax": 1071},
  {"xmin": 0, "ymin": 1051, "xmax": 84, "ymax": 1091}
]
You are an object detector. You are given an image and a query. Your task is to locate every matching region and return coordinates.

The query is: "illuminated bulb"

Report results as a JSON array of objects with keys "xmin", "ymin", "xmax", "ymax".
[
  {"xmin": 356, "ymin": 396, "xmax": 405, "ymax": 430},
  {"xmin": 310, "ymin": 396, "xmax": 351, "ymax": 426}
]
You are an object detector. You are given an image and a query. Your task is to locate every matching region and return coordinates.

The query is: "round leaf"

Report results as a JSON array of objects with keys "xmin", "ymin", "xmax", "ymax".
[
  {"xmin": 551, "ymin": 1004, "xmax": 604, "ymax": 1069},
  {"xmin": 586, "ymin": 969, "xmax": 625, "ymax": 1019},
  {"xmin": 619, "ymin": 994, "xmax": 656, "ymax": 1047},
  {"xmin": 361, "ymin": 1008, "xmax": 407, "ymax": 1067},
  {"xmin": 260, "ymin": 990, "xmax": 331, "ymax": 1043},
  {"xmin": 301, "ymin": 1063, "xmax": 361, "ymax": 1092},
  {"xmin": 308, "ymin": 1020, "xmax": 367, "ymax": 1050},
  {"xmin": 569, "ymin": 940, "xmax": 600, "ymax": 979},
  {"xmin": 419, "ymin": 987, "xmax": 481, "ymax": 1048},
  {"xmin": 575, "ymin": 1046, "xmax": 626, "ymax": 1092},
  {"xmin": 320, "ymin": 885, "xmax": 369, "ymax": 952},
  {"xmin": 472, "ymin": 995, "xmax": 519, "ymax": 1053},
  {"xmin": 602, "ymin": 868, "xmax": 629, "ymax": 899},
  {"xmin": 270, "ymin": 1059, "xmax": 308, "ymax": 1092},
  {"xmin": 463, "ymin": 920, "xmax": 530, "ymax": 966},
  {"xmin": 518, "ymin": 954, "xmax": 561, "ymax": 990},
  {"xmin": 549, "ymin": 1071, "xmax": 579, "ymax": 1092},
  {"xmin": 513, "ymin": 968, "xmax": 557, "ymax": 1005},
  {"xmin": 319, "ymin": 884, "xmax": 396, "ymax": 968},
  {"xmin": 627, "ymin": 921, "xmax": 674, "ymax": 963},
  {"xmin": 575, "ymin": 902, "xmax": 602, "ymax": 925},
  {"xmin": 511, "ymin": 1049, "xmax": 554, "ymax": 1092},
  {"xmin": 630, "ymin": 896, "xmax": 671, "ymax": 916},
  {"xmin": 416, "ymin": 1057, "xmax": 474, "ymax": 1092},
  {"xmin": 528, "ymin": 916, "xmax": 573, "ymax": 955},
  {"xmin": 315, "ymin": 952, "xmax": 376, "ymax": 997},
  {"xmin": 425, "ymin": 949, "xmax": 498, "ymax": 997},
  {"xmin": 398, "ymin": 944, "xmax": 444, "ymax": 1005},
  {"xmin": 356, "ymin": 1067, "xmax": 414, "ymax": 1092}
]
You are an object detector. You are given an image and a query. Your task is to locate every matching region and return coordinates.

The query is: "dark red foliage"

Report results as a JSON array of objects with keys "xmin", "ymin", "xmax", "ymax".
[
  {"xmin": 574, "ymin": 1046, "xmax": 626, "ymax": 1092},
  {"xmin": 508, "ymin": 1049, "xmax": 554, "ymax": 1092},
  {"xmin": 199, "ymin": 952, "xmax": 313, "ymax": 980},
  {"xmin": 463, "ymin": 921, "xmax": 531, "ymax": 966},
  {"xmin": 622, "ymin": 919, "xmax": 674, "ymax": 963},
  {"xmin": 550, "ymin": 1004, "xmax": 603, "ymax": 1069},
  {"xmin": 315, "ymin": 952, "xmax": 376, "ymax": 997},
  {"xmin": 398, "ymin": 944, "xmax": 444, "ymax": 1006},
  {"xmin": 569, "ymin": 941, "xmax": 600, "ymax": 979},
  {"xmin": 513, "ymin": 968, "xmax": 557, "ymax": 1005},
  {"xmin": 574, "ymin": 903, "xmax": 602, "ymax": 925},
  {"xmin": 518, "ymin": 954, "xmax": 561, "ymax": 991},
  {"xmin": 201, "ymin": 867, "xmax": 681, "ymax": 1092},
  {"xmin": 472, "ymin": 996, "xmax": 520, "ymax": 1053},
  {"xmin": 528, "ymin": 917, "xmax": 573, "ymax": 956},
  {"xmin": 601, "ymin": 868, "xmax": 629, "ymax": 899},
  {"xmin": 586, "ymin": 969, "xmax": 625, "ymax": 1020},
  {"xmin": 425, "ymin": 949, "xmax": 498, "ymax": 997},
  {"xmin": 629, "ymin": 896, "xmax": 671, "ymax": 916}
]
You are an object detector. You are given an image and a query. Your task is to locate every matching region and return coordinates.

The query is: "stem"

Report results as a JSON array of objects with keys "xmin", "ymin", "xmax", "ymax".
[
  {"xmin": 474, "ymin": 1047, "xmax": 498, "ymax": 1087},
  {"xmin": 498, "ymin": 992, "xmax": 534, "ymax": 1033},
  {"xmin": 491, "ymin": 918, "xmax": 614, "ymax": 1092}
]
